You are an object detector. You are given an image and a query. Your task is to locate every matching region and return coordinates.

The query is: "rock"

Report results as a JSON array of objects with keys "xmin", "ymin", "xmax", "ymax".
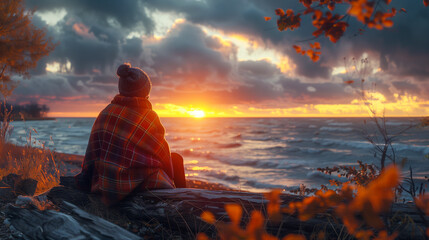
[
  {"xmin": 1, "ymin": 173, "xmax": 21, "ymax": 188},
  {"xmin": 5, "ymin": 201, "xmax": 141, "ymax": 240},
  {"xmin": 48, "ymin": 185, "xmax": 90, "ymax": 207},
  {"xmin": 60, "ymin": 175, "xmax": 77, "ymax": 188},
  {"xmin": 0, "ymin": 173, "xmax": 38, "ymax": 197},
  {"xmin": 14, "ymin": 178, "xmax": 38, "ymax": 196},
  {"xmin": 0, "ymin": 185, "xmax": 15, "ymax": 202}
]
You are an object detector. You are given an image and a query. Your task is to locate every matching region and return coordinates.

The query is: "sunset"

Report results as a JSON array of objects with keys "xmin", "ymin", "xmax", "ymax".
[
  {"xmin": 1, "ymin": 0, "xmax": 429, "ymax": 239},
  {"xmin": 2, "ymin": 0, "xmax": 426, "ymax": 118}
]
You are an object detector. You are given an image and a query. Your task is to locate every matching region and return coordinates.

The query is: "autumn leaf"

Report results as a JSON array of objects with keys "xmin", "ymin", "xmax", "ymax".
[
  {"xmin": 306, "ymin": 49, "xmax": 321, "ymax": 62},
  {"xmin": 293, "ymin": 45, "xmax": 303, "ymax": 54},
  {"xmin": 282, "ymin": 233, "xmax": 306, "ymax": 240},
  {"xmin": 264, "ymin": 17, "xmax": 272, "ymax": 21},
  {"xmin": 344, "ymin": 80, "xmax": 354, "ymax": 84},
  {"xmin": 225, "ymin": 204, "xmax": 242, "ymax": 226},
  {"xmin": 309, "ymin": 42, "xmax": 321, "ymax": 49},
  {"xmin": 275, "ymin": 8, "xmax": 285, "ymax": 16},
  {"xmin": 277, "ymin": 10, "xmax": 301, "ymax": 31},
  {"xmin": 400, "ymin": 8, "xmax": 407, "ymax": 13},
  {"xmin": 264, "ymin": 189, "xmax": 283, "ymax": 222},
  {"xmin": 424, "ymin": 0, "xmax": 429, "ymax": 7},
  {"xmin": 262, "ymin": 234, "xmax": 278, "ymax": 240},
  {"xmin": 354, "ymin": 230, "xmax": 373, "ymax": 239},
  {"xmin": 373, "ymin": 230, "xmax": 398, "ymax": 240},
  {"xmin": 201, "ymin": 211, "xmax": 216, "ymax": 224},
  {"xmin": 196, "ymin": 233, "xmax": 210, "ymax": 240},
  {"xmin": 300, "ymin": 0, "xmax": 313, "ymax": 8},
  {"xmin": 246, "ymin": 210, "xmax": 265, "ymax": 232}
]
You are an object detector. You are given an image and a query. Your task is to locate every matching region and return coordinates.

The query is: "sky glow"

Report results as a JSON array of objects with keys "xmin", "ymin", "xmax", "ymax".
[{"xmin": 14, "ymin": 1, "xmax": 429, "ymax": 118}]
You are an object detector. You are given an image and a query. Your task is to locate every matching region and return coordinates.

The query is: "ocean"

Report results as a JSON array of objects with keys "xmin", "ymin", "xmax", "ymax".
[{"xmin": 8, "ymin": 117, "xmax": 429, "ymax": 192}]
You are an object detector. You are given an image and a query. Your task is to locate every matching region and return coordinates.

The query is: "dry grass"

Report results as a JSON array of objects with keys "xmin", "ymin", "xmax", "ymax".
[{"xmin": 0, "ymin": 140, "xmax": 61, "ymax": 195}]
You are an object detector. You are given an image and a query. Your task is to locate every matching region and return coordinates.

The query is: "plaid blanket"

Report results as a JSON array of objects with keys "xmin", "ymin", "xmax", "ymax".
[{"xmin": 75, "ymin": 94, "xmax": 175, "ymax": 205}]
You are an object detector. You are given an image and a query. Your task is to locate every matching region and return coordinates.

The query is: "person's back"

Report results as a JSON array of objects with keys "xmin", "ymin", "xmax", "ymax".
[{"xmin": 75, "ymin": 63, "xmax": 186, "ymax": 206}]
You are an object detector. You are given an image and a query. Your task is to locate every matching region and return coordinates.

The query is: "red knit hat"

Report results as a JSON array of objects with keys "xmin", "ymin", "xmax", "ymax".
[{"xmin": 117, "ymin": 63, "xmax": 152, "ymax": 98}]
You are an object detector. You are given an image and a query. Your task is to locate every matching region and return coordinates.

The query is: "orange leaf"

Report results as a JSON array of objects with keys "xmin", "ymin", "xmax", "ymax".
[
  {"xmin": 201, "ymin": 211, "xmax": 216, "ymax": 224},
  {"xmin": 424, "ymin": 0, "xmax": 429, "ymax": 7},
  {"xmin": 225, "ymin": 204, "xmax": 242, "ymax": 226},
  {"xmin": 344, "ymin": 80, "xmax": 354, "ymax": 84},
  {"xmin": 314, "ymin": 42, "xmax": 321, "ymax": 49},
  {"xmin": 264, "ymin": 17, "xmax": 272, "ymax": 21},
  {"xmin": 400, "ymin": 8, "xmax": 407, "ymax": 13},
  {"xmin": 262, "ymin": 234, "xmax": 278, "ymax": 240},
  {"xmin": 282, "ymin": 234, "xmax": 306, "ymax": 240},
  {"xmin": 383, "ymin": 19, "xmax": 393, "ymax": 27},
  {"xmin": 293, "ymin": 45, "xmax": 302, "ymax": 53},
  {"xmin": 246, "ymin": 210, "xmax": 265, "ymax": 232},
  {"xmin": 301, "ymin": 0, "xmax": 313, "ymax": 8},
  {"xmin": 275, "ymin": 8, "xmax": 285, "ymax": 16},
  {"xmin": 196, "ymin": 233, "xmax": 210, "ymax": 240}
]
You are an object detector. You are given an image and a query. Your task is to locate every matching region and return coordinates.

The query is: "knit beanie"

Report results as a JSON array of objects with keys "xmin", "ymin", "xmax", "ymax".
[{"xmin": 117, "ymin": 63, "xmax": 152, "ymax": 98}]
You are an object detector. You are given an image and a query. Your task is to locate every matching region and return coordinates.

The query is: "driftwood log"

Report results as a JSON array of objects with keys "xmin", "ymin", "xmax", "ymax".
[
  {"xmin": 4, "ymin": 176, "xmax": 429, "ymax": 239},
  {"xmin": 5, "ymin": 201, "xmax": 140, "ymax": 240}
]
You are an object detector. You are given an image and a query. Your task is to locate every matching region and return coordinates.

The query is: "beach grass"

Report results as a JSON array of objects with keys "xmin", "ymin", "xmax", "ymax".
[{"xmin": 0, "ymin": 140, "xmax": 61, "ymax": 194}]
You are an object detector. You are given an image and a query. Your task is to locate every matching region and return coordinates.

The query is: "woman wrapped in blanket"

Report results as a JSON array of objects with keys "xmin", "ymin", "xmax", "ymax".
[{"xmin": 75, "ymin": 63, "xmax": 186, "ymax": 206}]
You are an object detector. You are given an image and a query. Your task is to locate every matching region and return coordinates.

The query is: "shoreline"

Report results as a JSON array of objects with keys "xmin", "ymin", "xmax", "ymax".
[
  {"xmin": 30, "ymin": 145, "xmax": 239, "ymax": 192},
  {"xmin": 5, "ymin": 117, "xmax": 57, "ymax": 122}
]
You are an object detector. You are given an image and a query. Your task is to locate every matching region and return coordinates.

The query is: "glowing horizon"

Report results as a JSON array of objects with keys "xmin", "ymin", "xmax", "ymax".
[{"xmin": 47, "ymin": 92, "xmax": 429, "ymax": 118}]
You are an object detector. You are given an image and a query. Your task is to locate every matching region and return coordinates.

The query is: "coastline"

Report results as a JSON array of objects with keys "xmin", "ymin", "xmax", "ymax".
[
  {"xmin": 10, "ymin": 117, "xmax": 56, "ymax": 121},
  {"xmin": 45, "ymin": 146, "xmax": 238, "ymax": 192}
]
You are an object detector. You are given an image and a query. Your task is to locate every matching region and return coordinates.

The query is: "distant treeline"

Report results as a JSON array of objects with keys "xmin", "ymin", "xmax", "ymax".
[{"xmin": 0, "ymin": 102, "xmax": 50, "ymax": 120}]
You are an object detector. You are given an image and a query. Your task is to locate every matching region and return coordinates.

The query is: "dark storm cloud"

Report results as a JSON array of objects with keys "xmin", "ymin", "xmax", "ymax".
[
  {"xmin": 123, "ymin": 38, "xmax": 144, "ymax": 60},
  {"xmin": 145, "ymin": 0, "xmax": 429, "ymax": 82},
  {"xmin": 19, "ymin": 0, "xmax": 429, "ymax": 110},
  {"xmin": 392, "ymin": 80, "xmax": 422, "ymax": 97},
  {"xmin": 143, "ymin": 22, "xmax": 233, "ymax": 88},
  {"xmin": 347, "ymin": 2, "xmax": 429, "ymax": 81},
  {"xmin": 238, "ymin": 60, "xmax": 279, "ymax": 79},
  {"xmin": 11, "ymin": 74, "xmax": 117, "ymax": 104},
  {"xmin": 279, "ymin": 78, "xmax": 354, "ymax": 104},
  {"xmin": 151, "ymin": 56, "xmax": 355, "ymax": 105},
  {"xmin": 26, "ymin": 0, "xmax": 154, "ymax": 33},
  {"xmin": 142, "ymin": 0, "xmax": 333, "ymax": 79},
  {"xmin": 11, "ymin": 75, "xmax": 81, "ymax": 104}
]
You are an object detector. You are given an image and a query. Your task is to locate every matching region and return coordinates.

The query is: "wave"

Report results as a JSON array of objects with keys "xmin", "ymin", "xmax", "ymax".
[
  {"xmin": 249, "ymin": 130, "xmax": 267, "ymax": 134},
  {"xmin": 244, "ymin": 179, "xmax": 287, "ymax": 189},
  {"xmin": 284, "ymin": 147, "xmax": 332, "ymax": 155},
  {"xmin": 206, "ymin": 171, "xmax": 240, "ymax": 183},
  {"xmin": 232, "ymin": 134, "xmax": 242, "ymax": 139},
  {"xmin": 327, "ymin": 122, "xmax": 353, "ymax": 126},
  {"xmin": 311, "ymin": 137, "xmax": 429, "ymax": 154},
  {"xmin": 320, "ymin": 127, "xmax": 354, "ymax": 132},
  {"xmin": 312, "ymin": 138, "xmax": 372, "ymax": 149},
  {"xmin": 216, "ymin": 143, "xmax": 242, "ymax": 148}
]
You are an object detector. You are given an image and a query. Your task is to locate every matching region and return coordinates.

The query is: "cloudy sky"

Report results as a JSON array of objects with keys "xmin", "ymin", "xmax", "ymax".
[{"xmin": 12, "ymin": 0, "xmax": 429, "ymax": 117}]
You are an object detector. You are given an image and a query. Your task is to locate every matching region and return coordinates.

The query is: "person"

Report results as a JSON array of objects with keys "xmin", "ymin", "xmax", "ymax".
[{"xmin": 75, "ymin": 63, "xmax": 186, "ymax": 206}]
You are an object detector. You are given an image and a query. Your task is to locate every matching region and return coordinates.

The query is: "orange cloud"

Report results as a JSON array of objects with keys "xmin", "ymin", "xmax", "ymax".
[{"xmin": 73, "ymin": 23, "xmax": 96, "ymax": 39}]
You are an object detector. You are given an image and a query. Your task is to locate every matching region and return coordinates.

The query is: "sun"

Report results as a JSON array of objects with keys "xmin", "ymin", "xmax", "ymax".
[{"xmin": 188, "ymin": 110, "xmax": 206, "ymax": 118}]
